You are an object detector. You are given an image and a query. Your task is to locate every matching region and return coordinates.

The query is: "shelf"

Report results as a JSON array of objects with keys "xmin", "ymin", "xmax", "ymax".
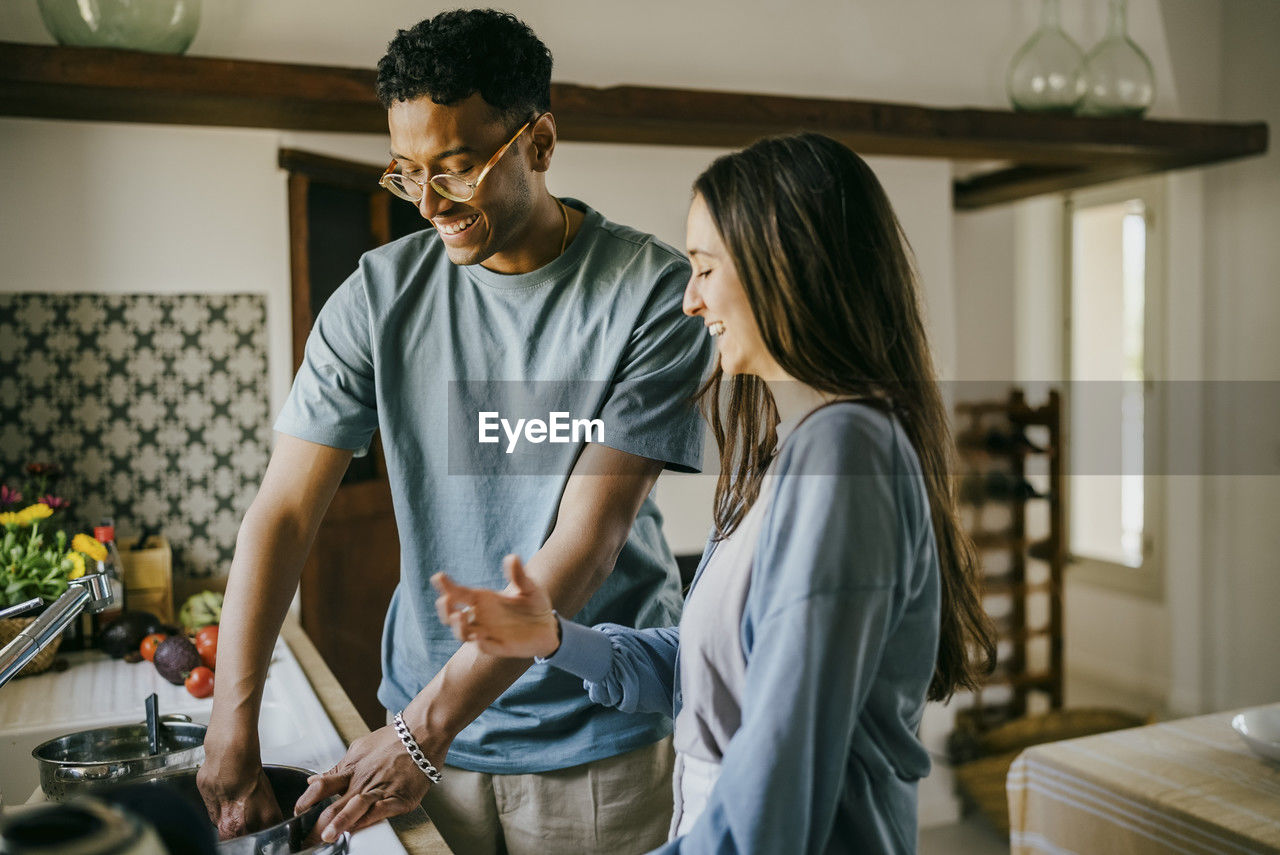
[
  {"xmin": 0, "ymin": 42, "xmax": 1268, "ymax": 210},
  {"xmin": 980, "ymin": 575, "xmax": 1056, "ymax": 597},
  {"xmin": 968, "ymin": 533, "xmax": 1059, "ymax": 562},
  {"xmin": 984, "ymin": 669, "xmax": 1058, "ymax": 690},
  {"xmin": 971, "ymin": 530, "xmax": 1025, "ymax": 551},
  {"xmin": 990, "ymin": 614, "xmax": 1053, "ymax": 645}
]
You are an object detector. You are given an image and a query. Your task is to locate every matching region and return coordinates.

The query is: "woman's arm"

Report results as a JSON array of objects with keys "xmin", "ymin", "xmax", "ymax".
[
  {"xmin": 555, "ymin": 621, "xmax": 681, "ymax": 716},
  {"xmin": 433, "ymin": 564, "xmax": 682, "ymax": 718}
]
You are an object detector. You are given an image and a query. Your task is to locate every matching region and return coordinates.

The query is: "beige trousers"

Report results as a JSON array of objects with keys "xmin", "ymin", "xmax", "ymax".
[{"xmin": 392, "ymin": 715, "xmax": 673, "ymax": 855}]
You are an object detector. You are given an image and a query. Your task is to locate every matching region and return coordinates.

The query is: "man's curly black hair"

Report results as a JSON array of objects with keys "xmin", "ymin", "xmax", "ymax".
[{"xmin": 376, "ymin": 9, "xmax": 553, "ymax": 125}]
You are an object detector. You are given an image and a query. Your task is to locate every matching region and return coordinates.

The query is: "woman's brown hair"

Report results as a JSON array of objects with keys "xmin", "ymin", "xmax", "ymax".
[{"xmin": 693, "ymin": 133, "xmax": 995, "ymax": 700}]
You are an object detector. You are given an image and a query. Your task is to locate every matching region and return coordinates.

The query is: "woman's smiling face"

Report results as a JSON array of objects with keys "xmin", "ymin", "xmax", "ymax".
[{"xmin": 683, "ymin": 194, "xmax": 784, "ymax": 380}]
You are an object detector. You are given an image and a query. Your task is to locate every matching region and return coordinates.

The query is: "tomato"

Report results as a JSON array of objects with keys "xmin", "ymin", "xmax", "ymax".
[
  {"xmin": 140, "ymin": 633, "xmax": 167, "ymax": 662},
  {"xmin": 195, "ymin": 624, "xmax": 218, "ymax": 670},
  {"xmin": 185, "ymin": 666, "xmax": 214, "ymax": 699}
]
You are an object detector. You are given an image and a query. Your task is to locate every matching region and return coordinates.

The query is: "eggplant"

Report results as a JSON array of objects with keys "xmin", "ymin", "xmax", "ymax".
[{"xmin": 153, "ymin": 635, "xmax": 202, "ymax": 685}]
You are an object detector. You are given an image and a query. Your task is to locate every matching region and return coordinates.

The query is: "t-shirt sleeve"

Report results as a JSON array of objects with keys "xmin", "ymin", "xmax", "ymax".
[
  {"xmin": 273, "ymin": 271, "xmax": 380, "ymax": 455},
  {"xmin": 596, "ymin": 257, "xmax": 713, "ymax": 473}
]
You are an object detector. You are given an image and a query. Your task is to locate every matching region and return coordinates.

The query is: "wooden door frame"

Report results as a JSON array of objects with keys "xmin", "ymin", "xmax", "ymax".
[{"xmin": 280, "ymin": 147, "xmax": 400, "ymax": 728}]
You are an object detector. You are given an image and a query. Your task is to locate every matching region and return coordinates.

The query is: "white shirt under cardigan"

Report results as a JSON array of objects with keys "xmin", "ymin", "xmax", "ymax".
[
  {"xmin": 668, "ymin": 423, "xmax": 784, "ymax": 834},
  {"xmin": 542, "ymin": 401, "xmax": 941, "ymax": 854}
]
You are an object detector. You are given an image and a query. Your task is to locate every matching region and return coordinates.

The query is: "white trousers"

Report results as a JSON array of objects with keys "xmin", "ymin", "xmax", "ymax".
[{"xmin": 670, "ymin": 751, "xmax": 722, "ymax": 839}]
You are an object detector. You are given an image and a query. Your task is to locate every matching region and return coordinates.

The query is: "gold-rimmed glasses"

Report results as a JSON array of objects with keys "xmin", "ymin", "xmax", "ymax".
[{"xmin": 379, "ymin": 117, "xmax": 535, "ymax": 204}]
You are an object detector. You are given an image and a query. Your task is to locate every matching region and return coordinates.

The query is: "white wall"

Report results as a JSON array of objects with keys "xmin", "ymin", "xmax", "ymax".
[
  {"xmin": 1200, "ymin": 0, "xmax": 1280, "ymax": 710},
  {"xmin": 954, "ymin": 206, "xmax": 1016, "ymax": 382}
]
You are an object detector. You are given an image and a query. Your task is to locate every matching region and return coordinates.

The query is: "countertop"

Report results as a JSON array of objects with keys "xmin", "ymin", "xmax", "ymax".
[
  {"xmin": 1008, "ymin": 707, "xmax": 1280, "ymax": 854},
  {"xmin": 278, "ymin": 617, "xmax": 451, "ymax": 855},
  {"xmin": 0, "ymin": 617, "xmax": 450, "ymax": 854}
]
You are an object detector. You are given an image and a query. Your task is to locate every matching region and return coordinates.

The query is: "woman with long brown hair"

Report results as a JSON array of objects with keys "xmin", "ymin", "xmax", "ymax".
[{"xmin": 432, "ymin": 132, "xmax": 995, "ymax": 853}]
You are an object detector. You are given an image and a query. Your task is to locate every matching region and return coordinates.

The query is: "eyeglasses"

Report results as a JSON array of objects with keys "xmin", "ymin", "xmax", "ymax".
[{"xmin": 379, "ymin": 118, "xmax": 534, "ymax": 204}]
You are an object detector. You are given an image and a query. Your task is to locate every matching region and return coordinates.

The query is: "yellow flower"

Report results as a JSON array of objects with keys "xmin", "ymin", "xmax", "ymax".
[
  {"xmin": 73, "ymin": 533, "xmax": 108, "ymax": 563},
  {"xmin": 15, "ymin": 503, "xmax": 54, "ymax": 526},
  {"xmin": 0, "ymin": 511, "xmax": 18, "ymax": 527},
  {"xmin": 65, "ymin": 551, "xmax": 86, "ymax": 580}
]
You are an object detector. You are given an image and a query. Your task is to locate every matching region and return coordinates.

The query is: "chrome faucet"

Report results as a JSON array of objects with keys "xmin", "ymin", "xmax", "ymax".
[{"xmin": 0, "ymin": 573, "xmax": 115, "ymax": 688}]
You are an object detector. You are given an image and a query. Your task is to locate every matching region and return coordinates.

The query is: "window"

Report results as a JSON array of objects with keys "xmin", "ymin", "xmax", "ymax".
[{"xmin": 1064, "ymin": 179, "xmax": 1165, "ymax": 598}]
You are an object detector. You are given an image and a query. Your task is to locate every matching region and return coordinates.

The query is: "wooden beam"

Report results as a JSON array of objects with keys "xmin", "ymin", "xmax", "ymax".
[
  {"xmin": 550, "ymin": 82, "xmax": 1268, "ymax": 167},
  {"xmin": 279, "ymin": 148, "xmax": 387, "ymax": 189},
  {"xmin": 0, "ymin": 42, "xmax": 1268, "ymax": 210},
  {"xmin": 0, "ymin": 42, "xmax": 385, "ymax": 132},
  {"xmin": 953, "ymin": 164, "xmax": 1148, "ymax": 209}
]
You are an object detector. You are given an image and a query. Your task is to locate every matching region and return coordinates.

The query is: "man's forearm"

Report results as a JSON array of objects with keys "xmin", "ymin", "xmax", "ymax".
[
  {"xmin": 206, "ymin": 506, "xmax": 321, "ymax": 748},
  {"xmin": 402, "ymin": 527, "xmax": 627, "ymax": 753}
]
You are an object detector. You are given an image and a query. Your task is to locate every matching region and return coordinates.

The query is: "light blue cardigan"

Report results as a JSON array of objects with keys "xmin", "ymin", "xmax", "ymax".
[{"xmin": 544, "ymin": 402, "xmax": 942, "ymax": 855}]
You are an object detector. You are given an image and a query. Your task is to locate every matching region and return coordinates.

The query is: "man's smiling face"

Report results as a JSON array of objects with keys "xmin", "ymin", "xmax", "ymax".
[{"xmin": 387, "ymin": 93, "xmax": 536, "ymax": 268}]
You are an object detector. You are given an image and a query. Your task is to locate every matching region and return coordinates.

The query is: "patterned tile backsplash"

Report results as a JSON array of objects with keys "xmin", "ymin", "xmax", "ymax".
[{"xmin": 0, "ymin": 293, "xmax": 272, "ymax": 581}]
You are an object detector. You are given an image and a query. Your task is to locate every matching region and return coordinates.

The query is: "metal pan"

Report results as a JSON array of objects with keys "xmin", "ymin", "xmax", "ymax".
[
  {"xmin": 32, "ymin": 715, "xmax": 206, "ymax": 802},
  {"xmin": 136, "ymin": 764, "xmax": 348, "ymax": 855}
]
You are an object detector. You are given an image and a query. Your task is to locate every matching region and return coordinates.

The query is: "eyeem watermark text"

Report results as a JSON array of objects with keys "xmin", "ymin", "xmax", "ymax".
[{"xmin": 478, "ymin": 411, "xmax": 605, "ymax": 454}]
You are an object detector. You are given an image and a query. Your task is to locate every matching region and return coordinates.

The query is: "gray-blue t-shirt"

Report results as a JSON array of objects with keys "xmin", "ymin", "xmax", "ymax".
[{"xmin": 275, "ymin": 199, "xmax": 712, "ymax": 773}]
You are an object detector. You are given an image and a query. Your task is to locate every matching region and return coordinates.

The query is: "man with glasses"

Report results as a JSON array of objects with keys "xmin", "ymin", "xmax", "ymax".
[{"xmin": 198, "ymin": 10, "xmax": 711, "ymax": 854}]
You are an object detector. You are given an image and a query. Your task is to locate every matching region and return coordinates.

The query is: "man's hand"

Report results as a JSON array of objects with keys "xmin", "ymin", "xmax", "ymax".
[
  {"xmin": 293, "ymin": 726, "xmax": 434, "ymax": 844},
  {"xmin": 432, "ymin": 554, "xmax": 561, "ymax": 659},
  {"xmin": 197, "ymin": 754, "xmax": 284, "ymax": 840}
]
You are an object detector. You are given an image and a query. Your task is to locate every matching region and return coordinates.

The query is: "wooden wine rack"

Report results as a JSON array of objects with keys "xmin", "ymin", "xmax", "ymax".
[{"xmin": 954, "ymin": 388, "xmax": 1064, "ymax": 730}]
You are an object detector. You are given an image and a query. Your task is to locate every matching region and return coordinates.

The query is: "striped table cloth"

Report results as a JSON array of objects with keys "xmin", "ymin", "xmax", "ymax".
[{"xmin": 1007, "ymin": 707, "xmax": 1280, "ymax": 854}]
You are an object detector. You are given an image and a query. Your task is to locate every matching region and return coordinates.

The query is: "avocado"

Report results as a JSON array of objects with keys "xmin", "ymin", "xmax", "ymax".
[
  {"xmin": 153, "ymin": 635, "xmax": 202, "ymax": 685},
  {"xmin": 97, "ymin": 611, "xmax": 164, "ymax": 659}
]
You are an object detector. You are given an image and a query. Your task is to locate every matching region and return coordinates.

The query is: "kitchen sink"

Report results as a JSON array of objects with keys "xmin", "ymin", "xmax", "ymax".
[
  {"xmin": 0, "ymin": 702, "xmax": 300, "ymax": 806},
  {"xmin": 0, "ymin": 636, "xmax": 405, "ymax": 853}
]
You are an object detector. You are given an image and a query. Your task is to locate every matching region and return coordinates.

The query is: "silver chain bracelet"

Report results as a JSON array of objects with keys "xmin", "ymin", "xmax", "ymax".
[{"xmin": 393, "ymin": 711, "xmax": 444, "ymax": 785}]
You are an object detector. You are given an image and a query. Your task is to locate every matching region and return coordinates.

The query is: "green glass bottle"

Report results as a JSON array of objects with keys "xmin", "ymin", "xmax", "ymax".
[
  {"xmin": 1079, "ymin": 0, "xmax": 1156, "ymax": 117},
  {"xmin": 1007, "ymin": 0, "xmax": 1086, "ymax": 113},
  {"xmin": 36, "ymin": 0, "xmax": 202, "ymax": 55}
]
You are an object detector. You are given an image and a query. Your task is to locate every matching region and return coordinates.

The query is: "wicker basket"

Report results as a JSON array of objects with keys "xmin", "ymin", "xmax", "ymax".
[{"xmin": 0, "ymin": 615, "xmax": 62, "ymax": 678}]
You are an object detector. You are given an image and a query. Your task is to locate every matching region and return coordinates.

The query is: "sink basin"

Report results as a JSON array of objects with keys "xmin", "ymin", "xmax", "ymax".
[
  {"xmin": 0, "ymin": 637, "xmax": 405, "ymax": 854},
  {"xmin": 0, "ymin": 643, "xmax": 300, "ymax": 803}
]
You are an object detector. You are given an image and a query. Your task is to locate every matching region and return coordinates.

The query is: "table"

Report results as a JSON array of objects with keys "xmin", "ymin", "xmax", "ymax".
[{"xmin": 1007, "ymin": 707, "xmax": 1280, "ymax": 854}]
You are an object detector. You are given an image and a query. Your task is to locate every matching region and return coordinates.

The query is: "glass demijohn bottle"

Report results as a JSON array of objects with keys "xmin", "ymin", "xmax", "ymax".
[
  {"xmin": 1007, "ymin": 0, "xmax": 1086, "ymax": 113},
  {"xmin": 1079, "ymin": 0, "xmax": 1155, "ymax": 117}
]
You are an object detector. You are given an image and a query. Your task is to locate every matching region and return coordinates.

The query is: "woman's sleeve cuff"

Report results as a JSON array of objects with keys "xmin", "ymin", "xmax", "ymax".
[{"xmin": 536, "ymin": 616, "xmax": 615, "ymax": 684}]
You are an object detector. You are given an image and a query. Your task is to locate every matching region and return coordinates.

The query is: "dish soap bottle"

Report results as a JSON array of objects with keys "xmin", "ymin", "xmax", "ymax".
[{"xmin": 92, "ymin": 520, "xmax": 127, "ymax": 632}]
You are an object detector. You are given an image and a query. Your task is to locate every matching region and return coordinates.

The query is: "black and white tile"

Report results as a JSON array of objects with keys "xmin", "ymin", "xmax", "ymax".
[{"xmin": 0, "ymin": 293, "xmax": 271, "ymax": 581}]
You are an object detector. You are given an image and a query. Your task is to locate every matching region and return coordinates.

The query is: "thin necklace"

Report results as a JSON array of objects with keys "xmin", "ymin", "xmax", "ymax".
[{"xmin": 556, "ymin": 197, "xmax": 569, "ymax": 256}]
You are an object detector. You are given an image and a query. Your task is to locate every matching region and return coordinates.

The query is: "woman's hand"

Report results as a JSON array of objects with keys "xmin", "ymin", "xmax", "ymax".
[{"xmin": 431, "ymin": 555, "xmax": 561, "ymax": 659}]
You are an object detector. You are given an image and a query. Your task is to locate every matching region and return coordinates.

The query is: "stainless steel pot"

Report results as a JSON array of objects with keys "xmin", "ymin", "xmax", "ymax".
[
  {"xmin": 32, "ymin": 715, "xmax": 206, "ymax": 802},
  {"xmin": 136, "ymin": 765, "xmax": 348, "ymax": 855}
]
